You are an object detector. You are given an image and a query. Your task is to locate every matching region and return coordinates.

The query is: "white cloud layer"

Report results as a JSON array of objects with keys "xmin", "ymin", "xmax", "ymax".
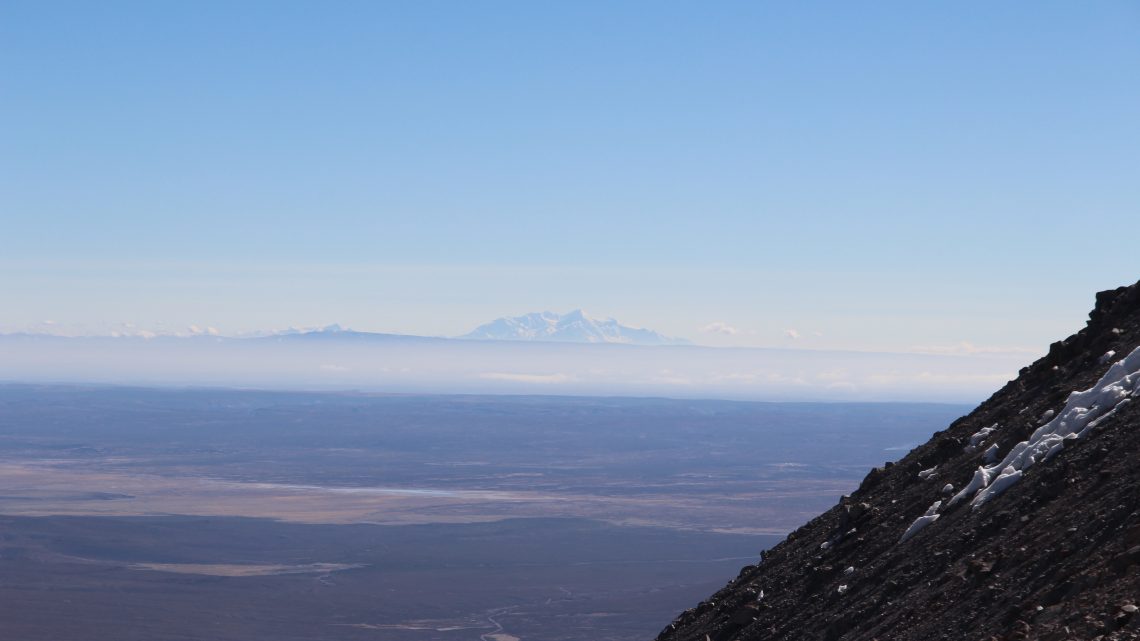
[
  {"xmin": 479, "ymin": 372, "xmax": 574, "ymax": 384},
  {"xmin": 700, "ymin": 321, "xmax": 740, "ymax": 335},
  {"xmin": 909, "ymin": 341, "xmax": 1041, "ymax": 356},
  {"xmin": 0, "ymin": 333, "xmax": 1031, "ymax": 403},
  {"xmin": 187, "ymin": 325, "xmax": 222, "ymax": 336}
]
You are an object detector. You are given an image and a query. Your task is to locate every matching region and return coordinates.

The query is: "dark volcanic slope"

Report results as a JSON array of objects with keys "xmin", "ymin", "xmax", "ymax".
[{"xmin": 657, "ymin": 281, "xmax": 1140, "ymax": 641}]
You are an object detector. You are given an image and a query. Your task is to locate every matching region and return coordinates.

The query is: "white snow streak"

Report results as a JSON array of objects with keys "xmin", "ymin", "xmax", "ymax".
[
  {"xmin": 949, "ymin": 345, "xmax": 1140, "ymax": 510},
  {"xmin": 896, "ymin": 345, "xmax": 1140, "ymax": 547},
  {"xmin": 899, "ymin": 500, "xmax": 942, "ymax": 543}
]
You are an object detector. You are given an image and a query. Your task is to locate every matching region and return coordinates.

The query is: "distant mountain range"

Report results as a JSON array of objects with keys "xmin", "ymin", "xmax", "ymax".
[
  {"xmin": 7, "ymin": 312, "xmax": 687, "ymax": 346},
  {"xmin": 458, "ymin": 310, "xmax": 690, "ymax": 346},
  {"xmin": 0, "ymin": 319, "xmax": 1028, "ymax": 402}
]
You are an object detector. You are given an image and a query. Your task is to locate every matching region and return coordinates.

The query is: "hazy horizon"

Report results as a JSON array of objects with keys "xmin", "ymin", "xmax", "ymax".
[
  {"xmin": 0, "ymin": 329, "xmax": 1031, "ymax": 403},
  {"xmin": 0, "ymin": 306, "xmax": 1050, "ymax": 354}
]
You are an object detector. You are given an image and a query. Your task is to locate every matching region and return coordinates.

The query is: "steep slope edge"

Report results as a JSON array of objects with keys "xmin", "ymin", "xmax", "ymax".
[{"xmin": 656, "ymin": 280, "xmax": 1140, "ymax": 641}]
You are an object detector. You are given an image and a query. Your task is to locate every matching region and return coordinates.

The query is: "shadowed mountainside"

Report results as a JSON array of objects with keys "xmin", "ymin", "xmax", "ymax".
[{"xmin": 656, "ymin": 280, "xmax": 1140, "ymax": 641}]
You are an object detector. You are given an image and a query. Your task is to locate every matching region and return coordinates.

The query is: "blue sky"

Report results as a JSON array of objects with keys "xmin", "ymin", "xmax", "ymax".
[{"xmin": 2, "ymin": 1, "xmax": 1138, "ymax": 352}]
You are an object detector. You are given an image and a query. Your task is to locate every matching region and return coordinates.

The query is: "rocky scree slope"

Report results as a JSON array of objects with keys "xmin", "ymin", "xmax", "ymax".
[{"xmin": 656, "ymin": 280, "xmax": 1140, "ymax": 641}]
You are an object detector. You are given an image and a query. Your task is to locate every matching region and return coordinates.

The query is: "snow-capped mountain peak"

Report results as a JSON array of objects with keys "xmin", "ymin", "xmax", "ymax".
[
  {"xmin": 459, "ymin": 311, "xmax": 689, "ymax": 346},
  {"xmin": 272, "ymin": 323, "xmax": 347, "ymax": 336}
]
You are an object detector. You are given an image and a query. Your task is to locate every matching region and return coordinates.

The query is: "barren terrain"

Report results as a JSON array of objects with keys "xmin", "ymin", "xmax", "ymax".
[{"xmin": 0, "ymin": 386, "xmax": 965, "ymax": 640}]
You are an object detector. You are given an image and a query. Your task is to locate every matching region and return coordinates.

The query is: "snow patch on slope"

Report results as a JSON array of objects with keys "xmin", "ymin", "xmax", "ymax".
[
  {"xmin": 947, "ymin": 345, "xmax": 1140, "ymax": 510},
  {"xmin": 964, "ymin": 424, "xmax": 998, "ymax": 452},
  {"xmin": 899, "ymin": 500, "xmax": 942, "ymax": 543},
  {"xmin": 894, "ymin": 345, "xmax": 1140, "ymax": 547}
]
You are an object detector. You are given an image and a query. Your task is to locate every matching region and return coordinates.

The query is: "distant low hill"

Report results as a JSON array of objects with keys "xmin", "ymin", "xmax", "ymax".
[{"xmin": 459, "ymin": 310, "xmax": 690, "ymax": 345}]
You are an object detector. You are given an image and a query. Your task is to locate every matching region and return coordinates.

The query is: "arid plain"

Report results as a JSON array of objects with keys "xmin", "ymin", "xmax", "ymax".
[{"xmin": 0, "ymin": 385, "xmax": 965, "ymax": 640}]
